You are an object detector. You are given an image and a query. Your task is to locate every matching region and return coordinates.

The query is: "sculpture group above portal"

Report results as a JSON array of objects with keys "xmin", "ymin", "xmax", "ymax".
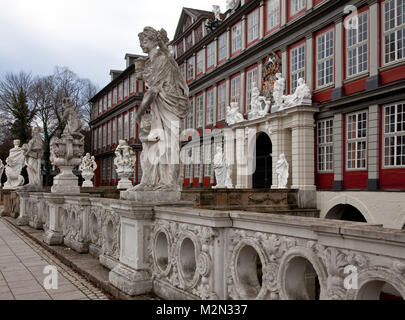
[
  {"xmin": 226, "ymin": 102, "xmax": 245, "ymax": 125},
  {"xmin": 248, "ymin": 87, "xmax": 271, "ymax": 121},
  {"xmin": 3, "ymin": 140, "xmax": 25, "ymax": 189},
  {"xmin": 212, "ymin": 146, "xmax": 233, "ymax": 189},
  {"xmin": 271, "ymin": 77, "xmax": 312, "ymax": 112},
  {"xmin": 22, "ymin": 126, "xmax": 44, "ymax": 190},
  {"xmin": 114, "ymin": 140, "xmax": 136, "ymax": 190},
  {"xmin": 79, "ymin": 153, "xmax": 97, "ymax": 188}
]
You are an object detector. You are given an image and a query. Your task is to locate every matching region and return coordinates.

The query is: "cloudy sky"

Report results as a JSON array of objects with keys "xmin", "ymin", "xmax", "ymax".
[{"xmin": 0, "ymin": 0, "xmax": 224, "ymax": 90}]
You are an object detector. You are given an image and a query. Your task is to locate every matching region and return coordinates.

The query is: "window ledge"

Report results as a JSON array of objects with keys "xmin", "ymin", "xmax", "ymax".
[
  {"xmin": 379, "ymin": 60, "xmax": 405, "ymax": 72},
  {"xmin": 344, "ymin": 72, "xmax": 369, "ymax": 84},
  {"xmin": 313, "ymin": 84, "xmax": 335, "ymax": 93}
]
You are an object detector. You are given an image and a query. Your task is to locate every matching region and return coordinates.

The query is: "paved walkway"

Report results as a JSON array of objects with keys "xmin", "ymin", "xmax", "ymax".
[{"xmin": 0, "ymin": 218, "xmax": 111, "ymax": 300}]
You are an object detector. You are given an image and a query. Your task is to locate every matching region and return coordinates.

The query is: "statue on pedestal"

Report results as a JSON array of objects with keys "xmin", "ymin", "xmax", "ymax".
[
  {"xmin": 79, "ymin": 153, "xmax": 97, "ymax": 188},
  {"xmin": 284, "ymin": 78, "xmax": 312, "ymax": 108},
  {"xmin": 226, "ymin": 102, "xmax": 245, "ymax": 125},
  {"xmin": 114, "ymin": 140, "xmax": 136, "ymax": 190},
  {"xmin": 4, "ymin": 140, "xmax": 25, "ymax": 189},
  {"xmin": 276, "ymin": 154, "xmax": 289, "ymax": 189},
  {"xmin": 50, "ymin": 98, "xmax": 84, "ymax": 194},
  {"xmin": 21, "ymin": 126, "xmax": 44, "ymax": 190},
  {"xmin": 128, "ymin": 26, "xmax": 189, "ymax": 194},
  {"xmin": 248, "ymin": 87, "xmax": 271, "ymax": 120},
  {"xmin": 212, "ymin": 146, "xmax": 233, "ymax": 189},
  {"xmin": 273, "ymin": 73, "xmax": 286, "ymax": 109}
]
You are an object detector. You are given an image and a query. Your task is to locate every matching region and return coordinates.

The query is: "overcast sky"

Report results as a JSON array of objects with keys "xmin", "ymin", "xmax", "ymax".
[{"xmin": 0, "ymin": 0, "xmax": 224, "ymax": 90}]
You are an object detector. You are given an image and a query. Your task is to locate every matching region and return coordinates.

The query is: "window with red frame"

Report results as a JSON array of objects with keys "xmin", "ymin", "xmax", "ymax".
[
  {"xmin": 383, "ymin": 102, "xmax": 405, "ymax": 168},
  {"xmin": 346, "ymin": 111, "xmax": 368, "ymax": 170},
  {"xmin": 113, "ymin": 87, "xmax": 117, "ymax": 105},
  {"xmin": 196, "ymin": 94, "xmax": 204, "ymax": 128},
  {"xmin": 118, "ymin": 115, "xmax": 123, "ymax": 141},
  {"xmin": 218, "ymin": 33, "xmax": 228, "ymax": 63},
  {"xmin": 98, "ymin": 100, "xmax": 102, "ymax": 114},
  {"xmin": 317, "ymin": 119, "xmax": 334, "ymax": 172},
  {"xmin": 177, "ymin": 41, "xmax": 184, "ymax": 57},
  {"xmin": 186, "ymin": 33, "xmax": 193, "ymax": 51},
  {"xmin": 231, "ymin": 22, "xmax": 242, "ymax": 54},
  {"xmin": 108, "ymin": 121, "xmax": 112, "ymax": 146},
  {"xmin": 231, "ymin": 75, "xmax": 242, "ymax": 111},
  {"xmin": 290, "ymin": 0, "xmax": 306, "ymax": 16},
  {"xmin": 103, "ymin": 95, "xmax": 107, "ymax": 112},
  {"xmin": 290, "ymin": 43, "xmax": 305, "ymax": 92},
  {"xmin": 247, "ymin": 9, "xmax": 259, "ymax": 45},
  {"xmin": 107, "ymin": 91, "xmax": 112, "ymax": 109},
  {"xmin": 383, "ymin": 0, "xmax": 405, "ymax": 65},
  {"xmin": 217, "ymin": 82, "xmax": 227, "ymax": 121},
  {"xmin": 187, "ymin": 57, "xmax": 194, "ymax": 82},
  {"xmin": 130, "ymin": 74, "xmax": 135, "ymax": 94},
  {"xmin": 246, "ymin": 66, "xmax": 259, "ymax": 112},
  {"xmin": 196, "ymin": 50, "xmax": 204, "ymax": 76},
  {"xmin": 112, "ymin": 118, "xmax": 117, "ymax": 144},
  {"xmin": 124, "ymin": 78, "xmax": 129, "ymax": 97},
  {"xmin": 206, "ymin": 88, "xmax": 215, "ymax": 125},
  {"xmin": 207, "ymin": 42, "xmax": 215, "ymax": 70},
  {"xmin": 118, "ymin": 82, "xmax": 123, "ymax": 101},
  {"xmin": 195, "ymin": 24, "xmax": 203, "ymax": 43},
  {"xmin": 266, "ymin": 0, "xmax": 280, "ymax": 32}
]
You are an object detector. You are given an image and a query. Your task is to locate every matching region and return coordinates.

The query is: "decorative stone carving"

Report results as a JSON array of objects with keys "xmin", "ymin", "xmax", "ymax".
[
  {"xmin": 276, "ymin": 154, "xmax": 289, "ymax": 189},
  {"xmin": 226, "ymin": 0, "xmax": 241, "ymax": 12},
  {"xmin": 284, "ymin": 78, "xmax": 312, "ymax": 108},
  {"xmin": 226, "ymin": 102, "xmax": 245, "ymax": 126},
  {"xmin": 4, "ymin": 139, "xmax": 25, "ymax": 189},
  {"xmin": 212, "ymin": 146, "xmax": 233, "ymax": 189},
  {"xmin": 262, "ymin": 53, "xmax": 282, "ymax": 98},
  {"xmin": 248, "ymin": 87, "xmax": 271, "ymax": 120},
  {"xmin": 22, "ymin": 126, "xmax": 43, "ymax": 190},
  {"xmin": 50, "ymin": 98, "xmax": 84, "ymax": 194},
  {"xmin": 128, "ymin": 26, "xmax": 189, "ymax": 195},
  {"xmin": 213, "ymin": 5, "xmax": 221, "ymax": 20},
  {"xmin": 79, "ymin": 153, "xmax": 97, "ymax": 188},
  {"xmin": 273, "ymin": 73, "xmax": 286, "ymax": 109},
  {"xmin": 113, "ymin": 140, "xmax": 136, "ymax": 190}
]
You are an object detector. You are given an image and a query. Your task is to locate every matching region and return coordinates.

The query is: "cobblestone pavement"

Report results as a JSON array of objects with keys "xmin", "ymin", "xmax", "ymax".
[{"xmin": 0, "ymin": 218, "xmax": 111, "ymax": 300}]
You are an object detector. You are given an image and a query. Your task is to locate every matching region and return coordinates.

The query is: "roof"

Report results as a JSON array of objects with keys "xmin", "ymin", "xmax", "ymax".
[{"xmin": 173, "ymin": 7, "xmax": 215, "ymax": 41}]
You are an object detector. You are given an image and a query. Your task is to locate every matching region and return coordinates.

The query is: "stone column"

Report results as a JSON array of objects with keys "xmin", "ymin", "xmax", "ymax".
[
  {"xmin": 225, "ymin": 78, "xmax": 230, "ymax": 107},
  {"xmin": 109, "ymin": 202, "xmax": 154, "ymax": 296},
  {"xmin": 305, "ymin": 33, "xmax": 314, "ymax": 91},
  {"xmin": 368, "ymin": 105, "xmax": 380, "ymax": 190},
  {"xmin": 366, "ymin": 0, "xmax": 380, "ymax": 90},
  {"xmin": 281, "ymin": 47, "xmax": 288, "ymax": 82},
  {"xmin": 235, "ymin": 128, "xmax": 247, "ymax": 188},
  {"xmin": 259, "ymin": 1, "xmax": 265, "ymax": 39},
  {"xmin": 43, "ymin": 195, "xmax": 66, "ymax": 245},
  {"xmin": 332, "ymin": 18, "xmax": 344, "ymax": 100},
  {"xmin": 241, "ymin": 15, "xmax": 246, "ymax": 51},
  {"xmin": 214, "ymin": 37, "xmax": 218, "ymax": 68},
  {"xmin": 226, "ymin": 27, "xmax": 231, "ymax": 60},
  {"xmin": 240, "ymin": 71, "xmax": 246, "ymax": 114},
  {"xmin": 333, "ymin": 113, "xmax": 344, "ymax": 190},
  {"xmin": 281, "ymin": 0, "xmax": 287, "ymax": 26}
]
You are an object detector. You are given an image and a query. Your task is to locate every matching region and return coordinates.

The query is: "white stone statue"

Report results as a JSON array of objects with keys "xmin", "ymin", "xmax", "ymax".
[
  {"xmin": 50, "ymin": 97, "xmax": 85, "ymax": 194},
  {"xmin": 212, "ymin": 146, "xmax": 233, "ymax": 189},
  {"xmin": 129, "ymin": 26, "xmax": 189, "ymax": 195},
  {"xmin": 4, "ymin": 140, "xmax": 25, "ymax": 189},
  {"xmin": 248, "ymin": 87, "xmax": 271, "ymax": 120},
  {"xmin": 226, "ymin": 0, "xmax": 240, "ymax": 11},
  {"xmin": 0, "ymin": 159, "xmax": 4, "ymax": 186},
  {"xmin": 226, "ymin": 102, "xmax": 245, "ymax": 126},
  {"xmin": 213, "ymin": 5, "xmax": 221, "ymax": 20},
  {"xmin": 79, "ymin": 153, "xmax": 97, "ymax": 188},
  {"xmin": 275, "ymin": 154, "xmax": 289, "ymax": 189},
  {"xmin": 273, "ymin": 73, "xmax": 286, "ymax": 109},
  {"xmin": 21, "ymin": 126, "xmax": 44, "ymax": 190},
  {"xmin": 114, "ymin": 140, "xmax": 136, "ymax": 190},
  {"xmin": 284, "ymin": 78, "xmax": 312, "ymax": 108}
]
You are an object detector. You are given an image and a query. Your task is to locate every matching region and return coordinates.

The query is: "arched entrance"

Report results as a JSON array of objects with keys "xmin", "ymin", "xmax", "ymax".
[
  {"xmin": 253, "ymin": 133, "xmax": 272, "ymax": 189},
  {"xmin": 325, "ymin": 204, "xmax": 367, "ymax": 223}
]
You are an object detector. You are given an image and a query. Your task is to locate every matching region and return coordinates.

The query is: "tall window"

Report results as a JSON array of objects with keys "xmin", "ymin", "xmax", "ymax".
[
  {"xmin": 98, "ymin": 100, "xmax": 102, "ymax": 114},
  {"xmin": 204, "ymin": 142, "xmax": 213, "ymax": 177},
  {"xmin": 103, "ymin": 124, "xmax": 107, "ymax": 148},
  {"xmin": 98, "ymin": 127, "xmax": 102, "ymax": 149},
  {"xmin": 196, "ymin": 94, "xmax": 204, "ymax": 128},
  {"xmin": 187, "ymin": 57, "xmax": 194, "ymax": 81},
  {"xmin": 108, "ymin": 121, "xmax": 112, "ymax": 146},
  {"xmin": 107, "ymin": 158, "xmax": 111, "ymax": 182},
  {"xmin": 113, "ymin": 87, "xmax": 117, "ymax": 105},
  {"xmin": 112, "ymin": 118, "xmax": 117, "ymax": 144},
  {"xmin": 207, "ymin": 42, "xmax": 215, "ymax": 70},
  {"xmin": 346, "ymin": 111, "xmax": 368, "ymax": 170},
  {"xmin": 130, "ymin": 110, "xmax": 135, "ymax": 138},
  {"xmin": 124, "ymin": 113, "xmax": 129, "ymax": 141},
  {"xmin": 124, "ymin": 78, "xmax": 129, "ymax": 97},
  {"xmin": 103, "ymin": 95, "xmax": 107, "ymax": 112},
  {"xmin": 206, "ymin": 89, "xmax": 215, "ymax": 125},
  {"xmin": 232, "ymin": 22, "xmax": 242, "ymax": 54},
  {"xmin": 346, "ymin": 11, "xmax": 369, "ymax": 77},
  {"xmin": 383, "ymin": 0, "xmax": 405, "ymax": 64},
  {"xmin": 187, "ymin": 99, "xmax": 194, "ymax": 128},
  {"xmin": 107, "ymin": 91, "xmax": 112, "ymax": 109},
  {"xmin": 317, "ymin": 119, "xmax": 334, "ymax": 172},
  {"xmin": 195, "ymin": 24, "xmax": 203, "ymax": 43},
  {"xmin": 118, "ymin": 83, "xmax": 123, "ymax": 101},
  {"xmin": 93, "ymin": 130, "xmax": 97, "ymax": 152},
  {"xmin": 196, "ymin": 50, "xmax": 204, "ymax": 76},
  {"xmin": 118, "ymin": 115, "xmax": 122, "ymax": 141},
  {"xmin": 177, "ymin": 41, "xmax": 184, "ymax": 57},
  {"xmin": 130, "ymin": 74, "xmax": 135, "ymax": 94},
  {"xmin": 246, "ymin": 66, "xmax": 259, "ymax": 112},
  {"xmin": 186, "ymin": 33, "xmax": 193, "ymax": 51},
  {"xmin": 217, "ymin": 82, "xmax": 227, "ymax": 121},
  {"xmin": 247, "ymin": 9, "xmax": 259, "ymax": 44},
  {"xmin": 218, "ymin": 33, "xmax": 228, "ymax": 63},
  {"xmin": 267, "ymin": 0, "xmax": 280, "ymax": 31},
  {"xmin": 290, "ymin": 0, "xmax": 306, "ymax": 15},
  {"xmin": 384, "ymin": 102, "xmax": 405, "ymax": 167},
  {"xmin": 290, "ymin": 44, "xmax": 306, "ymax": 92},
  {"xmin": 317, "ymin": 29, "xmax": 335, "ymax": 88},
  {"xmin": 231, "ymin": 75, "xmax": 241, "ymax": 110},
  {"xmin": 194, "ymin": 146, "xmax": 201, "ymax": 180}
]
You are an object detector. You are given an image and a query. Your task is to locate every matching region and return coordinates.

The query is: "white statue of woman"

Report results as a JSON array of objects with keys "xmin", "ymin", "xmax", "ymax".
[
  {"xmin": 226, "ymin": 102, "xmax": 244, "ymax": 125},
  {"xmin": 133, "ymin": 27, "xmax": 189, "ymax": 192},
  {"xmin": 212, "ymin": 146, "xmax": 233, "ymax": 189},
  {"xmin": 213, "ymin": 5, "xmax": 221, "ymax": 20},
  {"xmin": 22, "ymin": 126, "xmax": 44, "ymax": 189},
  {"xmin": 249, "ymin": 87, "xmax": 271, "ymax": 120},
  {"xmin": 275, "ymin": 154, "xmax": 289, "ymax": 189},
  {"xmin": 62, "ymin": 97, "xmax": 83, "ymax": 139},
  {"xmin": 284, "ymin": 78, "xmax": 312, "ymax": 108},
  {"xmin": 273, "ymin": 73, "xmax": 286, "ymax": 109},
  {"xmin": 4, "ymin": 140, "xmax": 25, "ymax": 189},
  {"xmin": 79, "ymin": 153, "xmax": 98, "ymax": 188}
]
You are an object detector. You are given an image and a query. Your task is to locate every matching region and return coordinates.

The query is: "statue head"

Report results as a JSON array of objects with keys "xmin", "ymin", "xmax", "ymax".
[
  {"xmin": 13, "ymin": 140, "xmax": 20, "ymax": 148},
  {"xmin": 62, "ymin": 97, "xmax": 72, "ymax": 109},
  {"xmin": 138, "ymin": 27, "xmax": 169, "ymax": 54},
  {"xmin": 230, "ymin": 102, "xmax": 239, "ymax": 110},
  {"xmin": 118, "ymin": 139, "xmax": 127, "ymax": 147},
  {"xmin": 33, "ymin": 126, "xmax": 43, "ymax": 136},
  {"xmin": 252, "ymin": 87, "xmax": 260, "ymax": 96},
  {"xmin": 297, "ymin": 78, "xmax": 305, "ymax": 86}
]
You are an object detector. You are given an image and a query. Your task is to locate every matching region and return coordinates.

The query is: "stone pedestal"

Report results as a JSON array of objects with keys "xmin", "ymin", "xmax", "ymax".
[
  {"xmin": 117, "ymin": 172, "xmax": 133, "ymax": 190},
  {"xmin": 16, "ymin": 191, "xmax": 30, "ymax": 226},
  {"xmin": 108, "ymin": 202, "xmax": 154, "ymax": 296},
  {"xmin": 51, "ymin": 166, "xmax": 80, "ymax": 194},
  {"xmin": 120, "ymin": 190, "xmax": 181, "ymax": 202},
  {"xmin": 43, "ymin": 195, "xmax": 65, "ymax": 245}
]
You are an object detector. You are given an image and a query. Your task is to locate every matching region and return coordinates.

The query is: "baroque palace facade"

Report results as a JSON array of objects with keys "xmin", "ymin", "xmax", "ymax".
[{"xmin": 91, "ymin": 0, "xmax": 405, "ymax": 229}]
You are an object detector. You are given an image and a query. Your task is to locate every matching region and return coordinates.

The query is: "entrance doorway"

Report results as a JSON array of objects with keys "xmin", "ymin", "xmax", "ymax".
[{"xmin": 253, "ymin": 133, "xmax": 272, "ymax": 189}]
